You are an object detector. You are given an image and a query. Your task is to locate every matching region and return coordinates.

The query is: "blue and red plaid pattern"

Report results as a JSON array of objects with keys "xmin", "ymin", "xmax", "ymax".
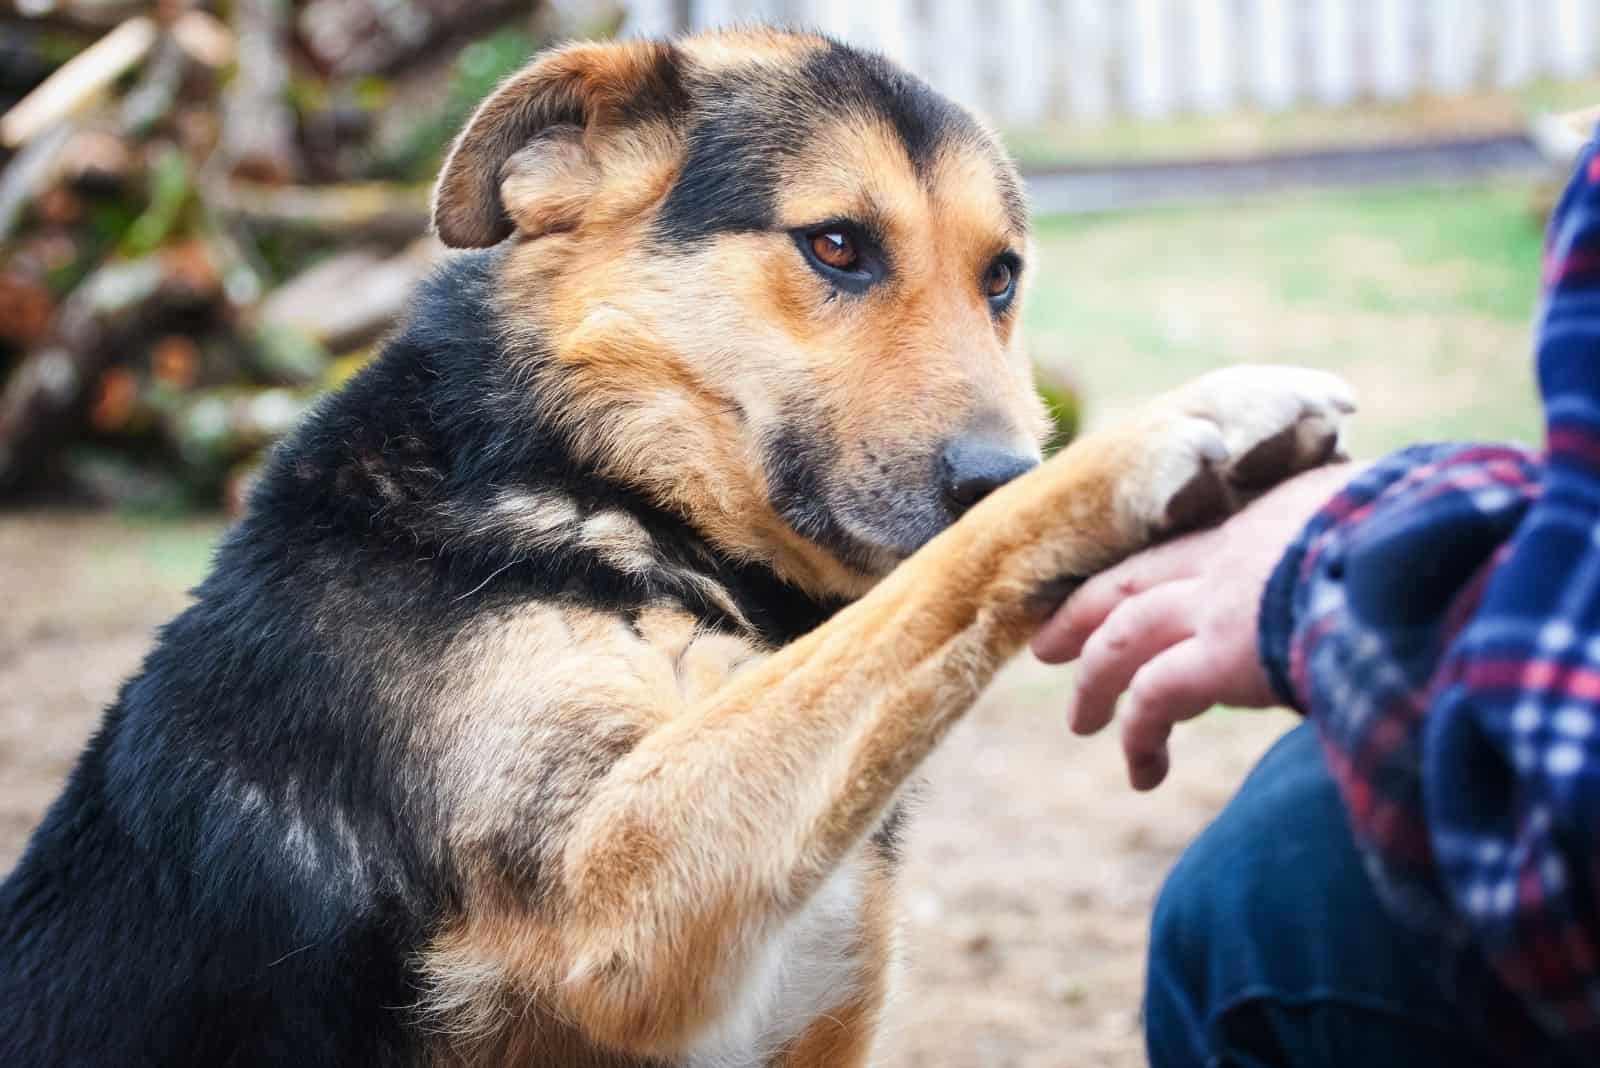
[{"xmin": 1258, "ymin": 137, "xmax": 1600, "ymax": 1063}]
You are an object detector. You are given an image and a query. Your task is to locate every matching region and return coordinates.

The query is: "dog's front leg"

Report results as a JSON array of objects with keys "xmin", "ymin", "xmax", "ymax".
[{"xmin": 470, "ymin": 366, "xmax": 1351, "ymax": 1061}]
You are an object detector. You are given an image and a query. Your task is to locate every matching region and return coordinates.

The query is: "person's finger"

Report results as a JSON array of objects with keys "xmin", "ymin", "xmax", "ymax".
[
  {"xmin": 1066, "ymin": 578, "xmax": 1200, "ymax": 736},
  {"xmin": 1120, "ymin": 639, "xmax": 1223, "ymax": 791},
  {"xmin": 1032, "ymin": 526, "xmax": 1220, "ymax": 664}
]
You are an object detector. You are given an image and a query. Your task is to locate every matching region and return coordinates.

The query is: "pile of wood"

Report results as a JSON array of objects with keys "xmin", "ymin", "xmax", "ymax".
[{"xmin": 0, "ymin": 0, "xmax": 618, "ymax": 509}]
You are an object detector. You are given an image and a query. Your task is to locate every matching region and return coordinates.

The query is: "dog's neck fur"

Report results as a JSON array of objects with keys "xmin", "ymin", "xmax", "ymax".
[{"xmin": 254, "ymin": 248, "xmax": 842, "ymax": 648}]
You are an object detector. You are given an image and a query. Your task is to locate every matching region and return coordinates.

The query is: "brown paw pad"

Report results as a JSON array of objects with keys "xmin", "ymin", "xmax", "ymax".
[{"xmin": 1161, "ymin": 463, "xmax": 1230, "ymax": 534}]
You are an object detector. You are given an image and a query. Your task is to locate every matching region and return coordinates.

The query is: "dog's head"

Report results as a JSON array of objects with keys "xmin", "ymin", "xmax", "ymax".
[{"xmin": 434, "ymin": 29, "xmax": 1048, "ymax": 598}]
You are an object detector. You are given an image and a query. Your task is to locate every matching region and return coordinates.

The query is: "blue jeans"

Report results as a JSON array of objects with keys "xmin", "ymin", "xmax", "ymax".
[{"xmin": 1145, "ymin": 722, "xmax": 1502, "ymax": 1068}]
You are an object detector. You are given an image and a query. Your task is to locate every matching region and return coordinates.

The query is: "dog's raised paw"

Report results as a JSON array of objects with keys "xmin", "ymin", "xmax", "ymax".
[{"xmin": 1138, "ymin": 365, "xmax": 1356, "ymax": 535}]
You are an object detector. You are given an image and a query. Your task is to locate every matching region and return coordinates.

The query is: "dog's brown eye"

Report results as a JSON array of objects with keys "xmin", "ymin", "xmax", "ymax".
[
  {"xmin": 985, "ymin": 260, "xmax": 1014, "ymax": 298},
  {"xmin": 794, "ymin": 224, "xmax": 880, "ymax": 293},
  {"xmin": 810, "ymin": 231, "xmax": 859, "ymax": 271}
]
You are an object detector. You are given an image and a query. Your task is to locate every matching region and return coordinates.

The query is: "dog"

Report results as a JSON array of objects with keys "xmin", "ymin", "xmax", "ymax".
[{"xmin": 0, "ymin": 28, "xmax": 1353, "ymax": 1068}]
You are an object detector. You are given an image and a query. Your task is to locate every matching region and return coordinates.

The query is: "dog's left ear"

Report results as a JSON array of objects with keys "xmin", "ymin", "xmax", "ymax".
[{"xmin": 432, "ymin": 40, "xmax": 685, "ymax": 249}]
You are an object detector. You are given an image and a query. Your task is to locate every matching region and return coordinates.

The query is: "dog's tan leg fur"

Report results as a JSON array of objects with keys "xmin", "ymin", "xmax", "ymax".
[
  {"xmin": 547, "ymin": 423, "xmax": 1161, "ymax": 1054},
  {"xmin": 423, "ymin": 366, "xmax": 1350, "ymax": 1064}
]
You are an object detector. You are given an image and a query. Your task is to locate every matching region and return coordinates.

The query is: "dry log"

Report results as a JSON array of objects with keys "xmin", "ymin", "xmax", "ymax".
[
  {"xmin": 86, "ymin": 361, "xmax": 138, "ymax": 432},
  {"xmin": 256, "ymin": 236, "xmax": 440, "ymax": 354},
  {"xmin": 297, "ymin": 0, "xmax": 532, "ymax": 78},
  {"xmin": 115, "ymin": 1, "xmax": 216, "ymax": 141},
  {"xmin": 56, "ymin": 126, "xmax": 134, "ymax": 189},
  {"xmin": 58, "ymin": 447, "xmax": 187, "ymax": 508},
  {"xmin": 118, "ymin": 27, "xmax": 186, "ymax": 136},
  {"xmin": 0, "ymin": 242, "xmax": 219, "ymax": 493},
  {"xmin": 0, "ymin": 119, "xmax": 72, "ymax": 241},
  {"xmin": 82, "ymin": 334, "xmax": 209, "ymax": 437},
  {"xmin": 0, "ymin": 21, "xmax": 70, "ymax": 107},
  {"xmin": 0, "ymin": 14, "xmax": 155, "ymax": 149},
  {"xmin": 207, "ymin": 178, "xmax": 432, "ymax": 243},
  {"xmin": 149, "ymin": 333, "xmax": 200, "ymax": 388},
  {"xmin": 219, "ymin": 0, "xmax": 299, "ymax": 184},
  {"xmin": 0, "ymin": 268, "xmax": 55, "ymax": 348},
  {"xmin": 31, "ymin": 182, "xmax": 80, "ymax": 224},
  {"xmin": 170, "ymin": 9, "xmax": 233, "ymax": 70},
  {"xmin": 0, "ymin": 2, "xmax": 146, "ymax": 31},
  {"xmin": 193, "ymin": 206, "xmax": 269, "ymax": 311},
  {"xmin": 0, "ymin": 0, "xmax": 570, "ymax": 504},
  {"xmin": 167, "ymin": 383, "xmax": 310, "ymax": 474}
]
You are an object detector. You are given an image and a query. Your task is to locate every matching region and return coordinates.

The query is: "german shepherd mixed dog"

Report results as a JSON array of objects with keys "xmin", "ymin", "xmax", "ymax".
[{"xmin": 1, "ymin": 29, "xmax": 1353, "ymax": 1068}]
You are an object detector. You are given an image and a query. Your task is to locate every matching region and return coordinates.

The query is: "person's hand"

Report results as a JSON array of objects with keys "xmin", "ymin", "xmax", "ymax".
[{"xmin": 1031, "ymin": 462, "xmax": 1365, "ymax": 791}]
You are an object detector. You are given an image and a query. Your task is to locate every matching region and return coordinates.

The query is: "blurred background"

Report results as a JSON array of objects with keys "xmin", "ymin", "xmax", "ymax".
[{"xmin": 0, "ymin": 2, "xmax": 1590, "ymax": 1065}]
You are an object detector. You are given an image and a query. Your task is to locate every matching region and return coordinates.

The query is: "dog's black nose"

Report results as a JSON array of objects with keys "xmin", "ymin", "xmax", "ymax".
[{"xmin": 940, "ymin": 438, "xmax": 1039, "ymax": 513}]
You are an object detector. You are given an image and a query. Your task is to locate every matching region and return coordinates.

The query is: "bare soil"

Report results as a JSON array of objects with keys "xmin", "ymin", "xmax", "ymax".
[{"xmin": 0, "ymin": 510, "xmax": 1294, "ymax": 1068}]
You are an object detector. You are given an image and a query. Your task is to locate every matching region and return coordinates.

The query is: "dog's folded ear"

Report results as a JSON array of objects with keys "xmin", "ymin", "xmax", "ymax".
[{"xmin": 432, "ymin": 40, "xmax": 685, "ymax": 249}]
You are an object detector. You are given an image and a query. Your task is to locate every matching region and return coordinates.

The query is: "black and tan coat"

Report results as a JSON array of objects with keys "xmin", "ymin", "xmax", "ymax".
[{"xmin": 0, "ymin": 29, "xmax": 1353, "ymax": 1068}]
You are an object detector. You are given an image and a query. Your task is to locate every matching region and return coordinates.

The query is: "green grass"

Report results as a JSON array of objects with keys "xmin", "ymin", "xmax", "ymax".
[{"xmin": 1024, "ymin": 180, "xmax": 1547, "ymax": 456}]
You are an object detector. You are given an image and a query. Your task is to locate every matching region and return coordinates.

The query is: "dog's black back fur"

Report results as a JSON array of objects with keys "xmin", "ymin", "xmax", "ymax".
[{"xmin": 0, "ymin": 250, "xmax": 839, "ymax": 1067}]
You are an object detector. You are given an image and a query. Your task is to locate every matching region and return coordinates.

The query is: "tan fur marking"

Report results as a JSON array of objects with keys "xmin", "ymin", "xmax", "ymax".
[
  {"xmin": 577, "ymin": 510, "xmax": 658, "ymax": 574},
  {"xmin": 483, "ymin": 488, "xmax": 580, "ymax": 549}
]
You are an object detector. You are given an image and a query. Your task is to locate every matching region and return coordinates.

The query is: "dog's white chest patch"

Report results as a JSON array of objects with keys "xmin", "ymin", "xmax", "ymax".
[{"xmin": 683, "ymin": 857, "xmax": 867, "ymax": 1068}]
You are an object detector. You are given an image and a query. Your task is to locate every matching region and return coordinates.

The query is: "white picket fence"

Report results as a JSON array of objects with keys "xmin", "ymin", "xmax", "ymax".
[{"xmin": 620, "ymin": 0, "xmax": 1600, "ymax": 126}]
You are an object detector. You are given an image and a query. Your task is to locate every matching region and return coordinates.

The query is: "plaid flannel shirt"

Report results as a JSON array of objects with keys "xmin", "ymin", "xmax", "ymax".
[{"xmin": 1258, "ymin": 142, "xmax": 1600, "ymax": 1064}]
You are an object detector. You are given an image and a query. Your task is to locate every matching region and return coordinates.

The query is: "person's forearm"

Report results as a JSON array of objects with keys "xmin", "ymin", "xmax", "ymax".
[{"xmin": 1260, "ymin": 443, "xmax": 1540, "ymax": 716}]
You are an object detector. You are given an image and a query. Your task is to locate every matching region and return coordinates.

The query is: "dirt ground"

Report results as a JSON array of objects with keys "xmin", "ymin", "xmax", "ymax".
[{"xmin": 0, "ymin": 509, "xmax": 1295, "ymax": 1067}]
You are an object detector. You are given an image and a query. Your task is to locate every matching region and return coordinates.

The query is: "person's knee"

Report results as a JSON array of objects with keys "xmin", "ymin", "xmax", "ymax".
[
  {"xmin": 1144, "ymin": 789, "xmax": 1269, "ymax": 1067},
  {"xmin": 1145, "ymin": 724, "xmax": 1334, "ymax": 1009},
  {"xmin": 1146, "ymin": 856, "xmax": 1217, "ymax": 1066},
  {"xmin": 1146, "ymin": 827, "xmax": 1212, "ymax": 1007},
  {"xmin": 1143, "ymin": 723, "xmax": 1495, "ymax": 1068}
]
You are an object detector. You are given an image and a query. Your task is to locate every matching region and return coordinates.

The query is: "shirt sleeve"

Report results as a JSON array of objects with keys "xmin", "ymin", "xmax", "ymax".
[{"xmin": 1257, "ymin": 137, "xmax": 1600, "ymax": 1061}]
